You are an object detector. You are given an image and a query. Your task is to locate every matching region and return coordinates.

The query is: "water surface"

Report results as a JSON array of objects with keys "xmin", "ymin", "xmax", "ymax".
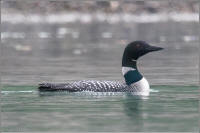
[{"xmin": 1, "ymin": 85, "xmax": 198, "ymax": 132}]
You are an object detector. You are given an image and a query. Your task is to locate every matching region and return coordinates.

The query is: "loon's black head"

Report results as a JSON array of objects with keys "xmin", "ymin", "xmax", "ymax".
[{"xmin": 122, "ymin": 41, "xmax": 163, "ymax": 67}]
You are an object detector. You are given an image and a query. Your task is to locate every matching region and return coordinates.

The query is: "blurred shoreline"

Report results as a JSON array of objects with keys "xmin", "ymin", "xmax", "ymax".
[
  {"xmin": 2, "ymin": 1, "xmax": 198, "ymax": 24},
  {"xmin": 2, "ymin": 1, "xmax": 199, "ymax": 14}
]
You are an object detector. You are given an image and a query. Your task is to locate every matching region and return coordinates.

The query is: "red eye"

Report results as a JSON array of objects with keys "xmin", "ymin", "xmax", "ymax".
[{"xmin": 136, "ymin": 44, "xmax": 140, "ymax": 47}]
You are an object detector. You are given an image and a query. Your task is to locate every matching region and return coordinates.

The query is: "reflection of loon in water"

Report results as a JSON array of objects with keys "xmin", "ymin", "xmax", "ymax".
[
  {"xmin": 123, "ymin": 96, "xmax": 144, "ymax": 131},
  {"xmin": 38, "ymin": 41, "xmax": 163, "ymax": 96}
]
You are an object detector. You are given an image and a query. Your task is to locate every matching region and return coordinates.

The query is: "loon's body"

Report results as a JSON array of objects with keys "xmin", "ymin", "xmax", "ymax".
[
  {"xmin": 39, "ymin": 78, "xmax": 149, "ymax": 95},
  {"xmin": 39, "ymin": 41, "xmax": 163, "ymax": 95}
]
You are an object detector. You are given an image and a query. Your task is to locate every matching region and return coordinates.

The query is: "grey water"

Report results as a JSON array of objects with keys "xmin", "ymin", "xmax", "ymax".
[{"xmin": 1, "ymin": 18, "xmax": 199, "ymax": 132}]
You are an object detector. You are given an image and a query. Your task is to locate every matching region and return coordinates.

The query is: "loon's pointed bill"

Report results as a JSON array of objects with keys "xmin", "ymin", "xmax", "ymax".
[
  {"xmin": 145, "ymin": 45, "xmax": 164, "ymax": 52},
  {"xmin": 38, "ymin": 40, "xmax": 163, "ymax": 96}
]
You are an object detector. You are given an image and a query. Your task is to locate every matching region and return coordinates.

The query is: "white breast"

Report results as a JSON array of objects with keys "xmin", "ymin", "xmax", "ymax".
[{"xmin": 129, "ymin": 77, "xmax": 150, "ymax": 96}]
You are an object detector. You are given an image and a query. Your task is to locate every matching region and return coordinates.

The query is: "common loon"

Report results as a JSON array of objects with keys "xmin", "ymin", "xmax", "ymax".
[{"xmin": 38, "ymin": 41, "xmax": 163, "ymax": 96}]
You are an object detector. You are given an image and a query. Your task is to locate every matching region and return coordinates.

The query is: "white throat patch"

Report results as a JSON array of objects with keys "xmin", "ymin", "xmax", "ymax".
[{"xmin": 122, "ymin": 67, "xmax": 136, "ymax": 76}]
